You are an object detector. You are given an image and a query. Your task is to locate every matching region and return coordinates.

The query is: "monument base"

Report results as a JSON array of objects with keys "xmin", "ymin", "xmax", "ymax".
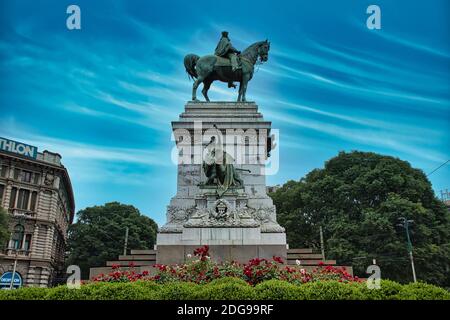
[
  {"xmin": 156, "ymin": 101, "xmax": 287, "ymax": 265},
  {"xmin": 156, "ymin": 227, "xmax": 286, "ymax": 264},
  {"xmin": 157, "ymin": 244, "xmax": 287, "ymax": 265}
]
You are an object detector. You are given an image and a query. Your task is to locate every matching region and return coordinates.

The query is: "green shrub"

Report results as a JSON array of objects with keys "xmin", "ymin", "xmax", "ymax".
[
  {"xmin": 191, "ymin": 276, "xmax": 256, "ymax": 300},
  {"xmin": 86, "ymin": 282, "xmax": 158, "ymax": 300},
  {"xmin": 0, "ymin": 287, "xmax": 48, "ymax": 300},
  {"xmin": 396, "ymin": 282, "xmax": 450, "ymax": 300},
  {"xmin": 300, "ymin": 281, "xmax": 366, "ymax": 300},
  {"xmin": 44, "ymin": 284, "xmax": 85, "ymax": 300},
  {"xmin": 157, "ymin": 282, "xmax": 199, "ymax": 300},
  {"xmin": 255, "ymin": 279, "xmax": 305, "ymax": 300},
  {"xmin": 1, "ymin": 279, "xmax": 449, "ymax": 300},
  {"xmin": 132, "ymin": 280, "xmax": 161, "ymax": 292},
  {"xmin": 196, "ymin": 282, "xmax": 256, "ymax": 300},
  {"xmin": 356, "ymin": 280, "xmax": 404, "ymax": 300},
  {"xmin": 206, "ymin": 277, "xmax": 249, "ymax": 287}
]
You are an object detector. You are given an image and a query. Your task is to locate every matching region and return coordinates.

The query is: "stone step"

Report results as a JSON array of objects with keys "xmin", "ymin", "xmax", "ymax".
[
  {"xmin": 181, "ymin": 114, "xmax": 263, "ymax": 119},
  {"xmin": 287, "ymin": 259, "xmax": 336, "ymax": 266},
  {"xmin": 130, "ymin": 249, "xmax": 157, "ymax": 255},
  {"xmin": 106, "ymin": 260, "xmax": 156, "ymax": 267},
  {"xmin": 118, "ymin": 254, "xmax": 156, "ymax": 261},
  {"xmin": 287, "ymin": 253, "xmax": 324, "ymax": 260},
  {"xmin": 185, "ymin": 102, "xmax": 258, "ymax": 108},
  {"xmin": 287, "ymin": 248, "xmax": 313, "ymax": 254},
  {"xmin": 184, "ymin": 105, "xmax": 258, "ymax": 109},
  {"xmin": 182, "ymin": 107, "xmax": 259, "ymax": 112},
  {"xmin": 182, "ymin": 113, "xmax": 261, "ymax": 118},
  {"xmin": 179, "ymin": 118, "xmax": 265, "ymax": 123},
  {"xmin": 183, "ymin": 106, "xmax": 259, "ymax": 111}
]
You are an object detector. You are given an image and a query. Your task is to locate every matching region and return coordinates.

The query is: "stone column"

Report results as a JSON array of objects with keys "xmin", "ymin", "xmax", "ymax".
[
  {"xmin": 45, "ymin": 225, "xmax": 54, "ymax": 260},
  {"xmin": 3, "ymin": 182, "xmax": 13, "ymax": 210},
  {"xmin": 30, "ymin": 224, "xmax": 40, "ymax": 257}
]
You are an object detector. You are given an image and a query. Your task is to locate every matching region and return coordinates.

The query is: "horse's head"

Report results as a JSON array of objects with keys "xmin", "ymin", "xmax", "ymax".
[{"xmin": 258, "ymin": 40, "xmax": 270, "ymax": 62}]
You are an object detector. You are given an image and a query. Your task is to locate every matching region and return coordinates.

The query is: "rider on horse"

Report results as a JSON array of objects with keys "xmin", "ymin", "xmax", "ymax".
[
  {"xmin": 215, "ymin": 31, "xmax": 240, "ymax": 88},
  {"xmin": 215, "ymin": 31, "xmax": 241, "ymax": 71},
  {"xmin": 184, "ymin": 36, "xmax": 270, "ymax": 102}
]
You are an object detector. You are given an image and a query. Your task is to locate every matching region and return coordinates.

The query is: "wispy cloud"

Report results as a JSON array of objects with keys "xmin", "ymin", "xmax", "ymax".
[
  {"xmin": 350, "ymin": 18, "xmax": 450, "ymax": 59},
  {"xmin": 266, "ymin": 109, "xmax": 447, "ymax": 163}
]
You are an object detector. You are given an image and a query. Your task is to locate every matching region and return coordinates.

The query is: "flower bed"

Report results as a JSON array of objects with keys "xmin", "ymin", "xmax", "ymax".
[
  {"xmin": 2, "ymin": 246, "xmax": 447, "ymax": 300},
  {"xmin": 93, "ymin": 245, "xmax": 359, "ymax": 285}
]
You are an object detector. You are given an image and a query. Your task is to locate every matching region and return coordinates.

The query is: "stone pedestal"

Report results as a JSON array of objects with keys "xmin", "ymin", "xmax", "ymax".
[{"xmin": 157, "ymin": 101, "xmax": 286, "ymax": 263}]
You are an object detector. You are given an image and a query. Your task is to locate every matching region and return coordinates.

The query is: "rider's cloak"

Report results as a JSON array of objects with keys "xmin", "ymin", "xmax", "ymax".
[{"xmin": 214, "ymin": 37, "xmax": 238, "ymax": 57}]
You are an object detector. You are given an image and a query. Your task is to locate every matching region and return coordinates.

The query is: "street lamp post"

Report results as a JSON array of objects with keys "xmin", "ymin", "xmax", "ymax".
[
  {"xmin": 397, "ymin": 217, "xmax": 417, "ymax": 283},
  {"xmin": 9, "ymin": 251, "xmax": 18, "ymax": 290},
  {"xmin": 123, "ymin": 227, "xmax": 129, "ymax": 256}
]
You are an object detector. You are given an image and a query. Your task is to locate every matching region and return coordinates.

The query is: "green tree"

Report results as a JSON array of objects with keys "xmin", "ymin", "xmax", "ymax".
[
  {"xmin": 0, "ymin": 207, "xmax": 9, "ymax": 248},
  {"xmin": 66, "ymin": 202, "xmax": 158, "ymax": 279},
  {"xmin": 270, "ymin": 151, "xmax": 450, "ymax": 287}
]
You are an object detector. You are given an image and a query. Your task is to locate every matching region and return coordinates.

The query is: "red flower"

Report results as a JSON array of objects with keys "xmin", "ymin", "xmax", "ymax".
[
  {"xmin": 273, "ymin": 256, "xmax": 284, "ymax": 264},
  {"xmin": 193, "ymin": 245, "xmax": 210, "ymax": 258}
]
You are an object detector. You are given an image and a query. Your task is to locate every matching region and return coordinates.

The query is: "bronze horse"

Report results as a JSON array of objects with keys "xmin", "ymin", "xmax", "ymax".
[{"xmin": 184, "ymin": 40, "xmax": 270, "ymax": 102}]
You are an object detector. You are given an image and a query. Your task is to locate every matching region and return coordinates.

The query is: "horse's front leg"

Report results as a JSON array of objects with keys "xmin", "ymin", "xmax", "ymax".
[
  {"xmin": 202, "ymin": 79, "xmax": 212, "ymax": 102},
  {"xmin": 237, "ymin": 81, "xmax": 243, "ymax": 102},
  {"xmin": 241, "ymin": 75, "xmax": 250, "ymax": 102}
]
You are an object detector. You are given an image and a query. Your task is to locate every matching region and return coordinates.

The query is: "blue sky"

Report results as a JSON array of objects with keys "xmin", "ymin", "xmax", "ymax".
[{"xmin": 0, "ymin": 0, "xmax": 448, "ymax": 226}]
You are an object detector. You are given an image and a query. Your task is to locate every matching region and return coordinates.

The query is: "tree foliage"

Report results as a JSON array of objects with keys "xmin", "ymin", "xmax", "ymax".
[
  {"xmin": 0, "ymin": 206, "xmax": 9, "ymax": 248},
  {"xmin": 66, "ymin": 202, "xmax": 158, "ymax": 278},
  {"xmin": 270, "ymin": 151, "xmax": 450, "ymax": 287}
]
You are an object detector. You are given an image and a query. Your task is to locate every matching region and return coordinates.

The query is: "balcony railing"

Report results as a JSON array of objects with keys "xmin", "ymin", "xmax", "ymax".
[
  {"xmin": 3, "ymin": 248, "xmax": 30, "ymax": 257},
  {"xmin": 8, "ymin": 208, "xmax": 36, "ymax": 218}
]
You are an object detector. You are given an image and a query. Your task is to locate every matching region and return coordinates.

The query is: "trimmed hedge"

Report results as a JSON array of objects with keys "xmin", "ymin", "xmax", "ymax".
[{"xmin": 0, "ymin": 278, "xmax": 449, "ymax": 300}]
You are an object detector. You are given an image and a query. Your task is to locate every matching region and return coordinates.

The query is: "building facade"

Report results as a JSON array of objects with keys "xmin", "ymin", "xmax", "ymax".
[{"xmin": 0, "ymin": 138, "xmax": 74, "ymax": 287}]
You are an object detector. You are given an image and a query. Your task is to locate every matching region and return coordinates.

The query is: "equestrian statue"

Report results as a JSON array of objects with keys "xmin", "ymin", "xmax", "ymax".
[{"xmin": 184, "ymin": 31, "xmax": 270, "ymax": 102}]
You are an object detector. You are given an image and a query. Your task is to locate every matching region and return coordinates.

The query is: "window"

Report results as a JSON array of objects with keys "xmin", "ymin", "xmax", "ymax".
[
  {"xmin": 33, "ymin": 173, "xmax": 40, "ymax": 185},
  {"xmin": 24, "ymin": 234, "xmax": 32, "ymax": 251},
  {"xmin": 30, "ymin": 191, "xmax": 38, "ymax": 211},
  {"xmin": 22, "ymin": 171, "xmax": 32, "ymax": 183},
  {"xmin": 17, "ymin": 189, "xmax": 30, "ymax": 210},
  {"xmin": 0, "ymin": 184, "xmax": 4, "ymax": 204},
  {"xmin": 13, "ymin": 168, "xmax": 20, "ymax": 180},
  {"xmin": 0, "ymin": 165, "xmax": 7, "ymax": 178},
  {"xmin": 9, "ymin": 187, "xmax": 17, "ymax": 208},
  {"xmin": 11, "ymin": 225, "xmax": 24, "ymax": 249}
]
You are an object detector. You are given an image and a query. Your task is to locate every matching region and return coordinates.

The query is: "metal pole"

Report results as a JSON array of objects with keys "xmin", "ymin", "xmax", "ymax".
[
  {"xmin": 409, "ymin": 251, "xmax": 417, "ymax": 283},
  {"xmin": 405, "ymin": 221, "xmax": 417, "ymax": 283},
  {"xmin": 398, "ymin": 218, "xmax": 417, "ymax": 283},
  {"xmin": 9, "ymin": 253, "xmax": 18, "ymax": 290},
  {"xmin": 123, "ymin": 227, "xmax": 129, "ymax": 256},
  {"xmin": 319, "ymin": 226, "xmax": 325, "ymax": 259}
]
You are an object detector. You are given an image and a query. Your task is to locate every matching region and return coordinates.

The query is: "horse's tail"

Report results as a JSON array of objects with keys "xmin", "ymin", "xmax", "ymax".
[{"xmin": 184, "ymin": 54, "xmax": 199, "ymax": 80}]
